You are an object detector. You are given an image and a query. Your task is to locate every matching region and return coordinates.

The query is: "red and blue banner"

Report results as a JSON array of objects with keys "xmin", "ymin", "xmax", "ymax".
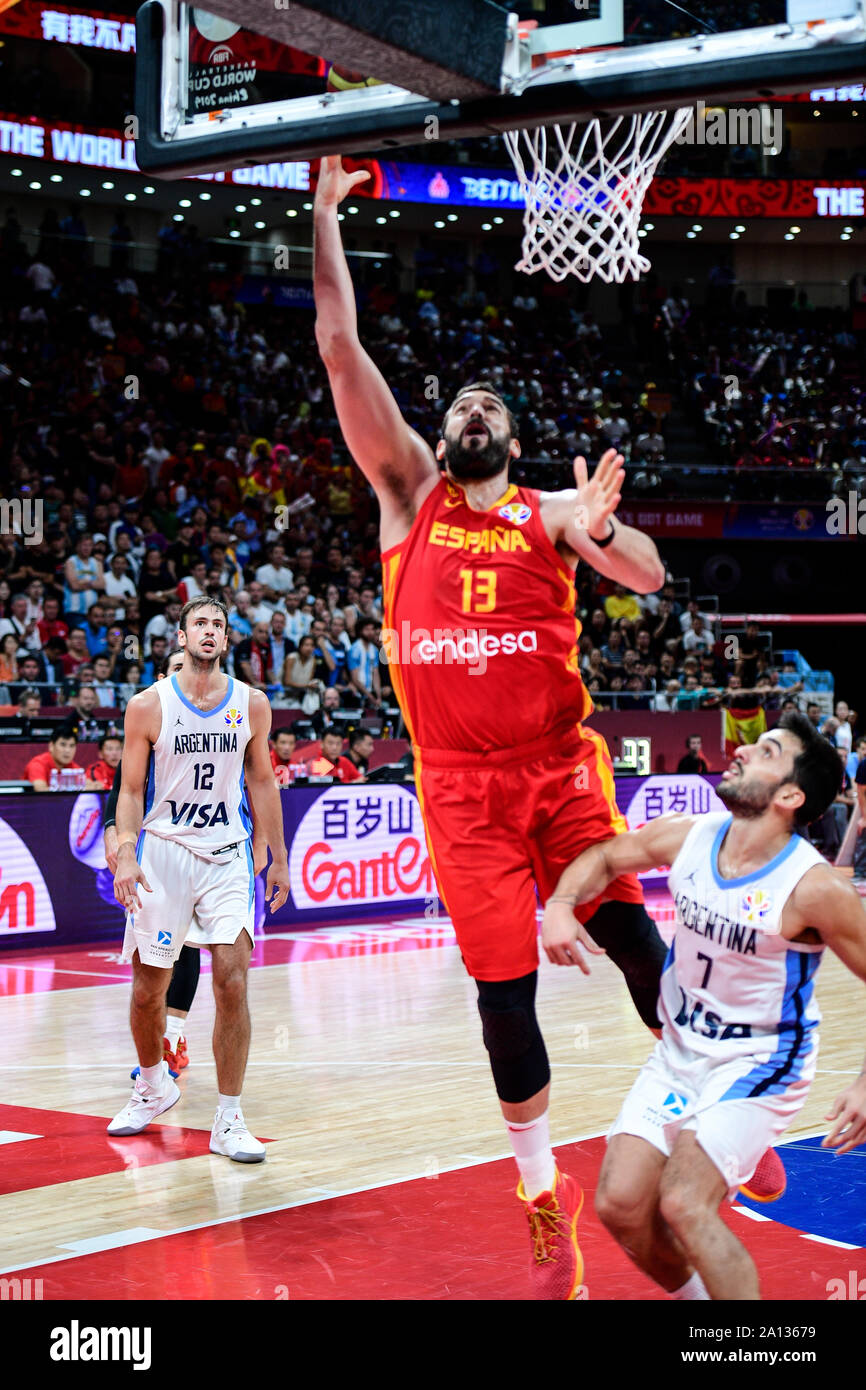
[{"xmin": 0, "ymin": 775, "xmax": 725, "ymax": 948}]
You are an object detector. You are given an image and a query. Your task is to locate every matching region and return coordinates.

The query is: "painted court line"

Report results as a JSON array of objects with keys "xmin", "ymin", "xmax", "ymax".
[
  {"xmin": 0, "ymin": 1126, "xmax": 849, "ymax": 1279},
  {"xmin": 800, "ymin": 1233, "xmax": 862, "ymax": 1250},
  {"xmin": 57, "ymin": 1228, "xmax": 167, "ymax": 1256},
  {"xmin": 0, "ymin": 1126, "xmax": 609, "ymax": 1278}
]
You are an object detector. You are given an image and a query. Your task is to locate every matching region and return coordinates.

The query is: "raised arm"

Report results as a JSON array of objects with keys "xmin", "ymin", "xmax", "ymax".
[
  {"xmin": 542, "ymin": 814, "xmax": 694, "ymax": 967},
  {"xmin": 542, "ymin": 451, "xmax": 665, "ymax": 594},
  {"xmin": 313, "ymin": 157, "xmax": 438, "ymax": 544}
]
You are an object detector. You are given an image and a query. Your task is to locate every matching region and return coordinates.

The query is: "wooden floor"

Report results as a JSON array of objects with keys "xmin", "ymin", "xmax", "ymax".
[{"xmin": 1, "ymin": 904, "xmax": 865, "ymax": 1297}]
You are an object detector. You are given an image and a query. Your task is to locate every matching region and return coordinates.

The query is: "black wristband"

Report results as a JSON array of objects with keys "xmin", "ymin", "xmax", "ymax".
[{"xmin": 590, "ymin": 520, "xmax": 616, "ymax": 548}]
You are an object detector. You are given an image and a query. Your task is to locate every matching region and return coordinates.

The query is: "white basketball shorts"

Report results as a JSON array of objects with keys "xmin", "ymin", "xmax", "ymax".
[
  {"xmin": 607, "ymin": 1035, "xmax": 816, "ymax": 1198},
  {"xmin": 121, "ymin": 831, "xmax": 255, "ymax": 968}
]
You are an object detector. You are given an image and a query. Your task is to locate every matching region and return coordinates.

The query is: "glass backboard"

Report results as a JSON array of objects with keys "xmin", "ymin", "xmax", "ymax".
[{"xmin": 135, "ymin": 1, "xmax": 866, "ymax": 176}]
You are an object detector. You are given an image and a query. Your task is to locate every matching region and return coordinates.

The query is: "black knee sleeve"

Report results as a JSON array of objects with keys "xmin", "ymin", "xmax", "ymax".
[
  {"xmin": 166, "ymin": 944, "xmax": 200, "ymax": 1014},
  {"xmin": 476, "ymin": 971, "xmax": 550, "ymax": 1105},
  {"xmin": 584, "ymin": 901, "xmax": 667, "ymax": 1029}
]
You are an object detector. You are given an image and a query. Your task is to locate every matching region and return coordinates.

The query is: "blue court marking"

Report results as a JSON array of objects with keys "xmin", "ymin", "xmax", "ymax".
[{"xmin": 738, "ymin": 1134, "xmax": 866, "ymax": 1246}]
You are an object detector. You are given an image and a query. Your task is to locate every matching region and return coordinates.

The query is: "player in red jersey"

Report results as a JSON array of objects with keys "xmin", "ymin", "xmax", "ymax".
[{"xmin": 313, "ymin": 156, "xmax": 775, "ymax": 1297}]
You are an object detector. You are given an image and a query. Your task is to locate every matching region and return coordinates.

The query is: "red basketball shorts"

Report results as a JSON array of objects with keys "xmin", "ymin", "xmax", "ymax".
[{"xmin": 414, "ymin": 724, "xmax": 644, "ymax": 982}]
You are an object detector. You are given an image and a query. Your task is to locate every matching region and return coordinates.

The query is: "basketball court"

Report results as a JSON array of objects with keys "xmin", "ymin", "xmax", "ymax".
[{"xmin": 2, "ymin": 895, "xmax": 864, "ymax": 1300}]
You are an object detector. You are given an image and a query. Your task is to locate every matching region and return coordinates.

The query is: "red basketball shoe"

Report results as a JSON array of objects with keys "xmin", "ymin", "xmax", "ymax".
[
  {"xmin": 740, "ymin": 1147, "xmax": 786, "ymax": 1203},
  {"xmin": 129, "ymin": 1035, "xmax": 183, "ymax": 1082},
  {"xmin": 517, "ymin": 1169, "xmax": 584, "ymax": 1300}
]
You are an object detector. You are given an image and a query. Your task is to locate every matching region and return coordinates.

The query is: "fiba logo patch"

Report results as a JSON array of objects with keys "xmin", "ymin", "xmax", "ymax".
[
  {"xmin": 741, "ymin": 889, "xmax": 772, "ymax": 923},
  {"xmin": 498, "ymin": 502, "xmax": 532, "ymax": 526},
  {"xmin": 224, "ymin": 708, "xmax": 244, "ymax": 727},
  {"xmin": 662, "ymin": 1092, "xmax": 688, "ymax": 1116}
]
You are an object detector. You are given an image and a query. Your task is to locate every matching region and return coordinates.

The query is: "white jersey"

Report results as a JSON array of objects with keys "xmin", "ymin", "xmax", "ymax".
[
  {"xmin": 661, "ymin": 812, "xmax": 825, "ymax": 1078},
  {"xmin": 140, "ymin": 674, "xmax": 253, "ymax": 856}
]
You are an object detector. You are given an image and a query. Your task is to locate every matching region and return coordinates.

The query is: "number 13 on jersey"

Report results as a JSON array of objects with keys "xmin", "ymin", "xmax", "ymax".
[{"xmin": 459, "ymin": 568, "xmax": 497, "ymax": 614}]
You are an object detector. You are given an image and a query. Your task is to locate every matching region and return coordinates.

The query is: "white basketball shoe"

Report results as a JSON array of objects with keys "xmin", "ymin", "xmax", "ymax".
[
  {"xmin": 108, "ymin": 1063, "xmax": 181, "ymax": 1135},
  {"xmin": 209, "ymin": 1108, "xmax": 266, "ymax": 1163}
]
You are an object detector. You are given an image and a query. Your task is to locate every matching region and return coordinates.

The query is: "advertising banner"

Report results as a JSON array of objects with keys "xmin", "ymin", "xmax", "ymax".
[{"xmin": 0, "ymin": 776, "xmax": 724, "ymax": 951}]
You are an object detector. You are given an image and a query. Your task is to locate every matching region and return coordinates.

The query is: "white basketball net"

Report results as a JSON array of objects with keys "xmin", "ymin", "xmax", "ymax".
[{"xmin": 503, "ymin": 108, "xmax": 693, "ymax": 284}]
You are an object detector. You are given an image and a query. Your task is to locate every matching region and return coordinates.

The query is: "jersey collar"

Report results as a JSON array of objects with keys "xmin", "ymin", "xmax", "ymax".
[{"xmin": 444, "ymin": 478, "xmax": 518, "ymax": 512}]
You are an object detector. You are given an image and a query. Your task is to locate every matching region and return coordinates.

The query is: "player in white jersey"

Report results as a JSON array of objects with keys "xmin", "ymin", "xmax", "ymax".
[
  {"xmin": 543, "ymin": 711, "xmax": 866, "ymax": 1300},
  {"xmin": 108, "ymin": 597, "xmax": 290, "ymax": 1161}
]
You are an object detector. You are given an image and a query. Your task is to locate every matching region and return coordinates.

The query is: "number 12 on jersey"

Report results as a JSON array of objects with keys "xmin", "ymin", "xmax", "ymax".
[{"xmin": 459, "ymin": 568, "xmax": 497, "ymax": 614}]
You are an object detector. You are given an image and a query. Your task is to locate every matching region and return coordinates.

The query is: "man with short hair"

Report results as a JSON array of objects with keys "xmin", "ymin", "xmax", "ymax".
[
  {"xmin": 87, "ymin": 732, "xmax": 124, "ymax": 790},
  {"xmin": 83, "ymin": 602, "xmax": 108, "ymax": 658},
  {"xmin": 10, "ymin": 655, "xmax": 46, "ymax": 706},
  {"xmin": 270, "ymin": 727, "xmax": 303, "ymax": 786},
  {"xmin": 281, "ymin": 590, "xmax": 310, "ymax": 647},
  {"xmin": 177, "ymin": 559, "xmax": 208, "ymax": 607},
  {"xmin": 91, "ymin": 653, "xmax": 117, "ymax": 707},
  {"xmin": 246, "ymin": 581, "xmax": 272, "ymax": 626},
  {"xmin": 346, "ymin": 618, "xmax": 382, "ymax": 707},
  {"xmin": 543, "ymin": 711, "xmax": 866, "ymax": 1302},
  {"xmin": 37, "ymin": 596, "xmax": 69, "ymax": 647},
  {"xmin": 144, "ymin": 598, "xmax": 182, "ymax": 657},
  {"xmin": 142, "ymin": 634, "xmax": 169, "ymax": 685},
  {"xmin": 255, "ymin": 543, "xmax": 294, "ymax": 609},
  {"xmin": 109, "ymin": 596, "xmax": 290, "ymax": 1159},
  {"xmin": 0, "ymin": 593, "xmax": 41, "ymax": 652},
  {"xmin": 16, "ymin": 689, "xmax": 42, "ymax": 720},
  {"xmin": 677, "ymin": 734, "xmax": 709, "ymax": 775},
  {"xmin": 268, "ymin": 609, "xmax": 291, "ymax": 678},
  {"xmin": 235, "ymin": 622, "xmax": 273, "ymax": 690},
  {"xmin": 342, "ymin": 727, "xmax": 373, "ymax": 780},
  {"xmin": 682, "ymin": 614, "xmax": 713, "ymax": 657},
  {"xmin": 311, "ymin": 728, "xmax": 351, "ymax": 778},
  {"xmin": 26, "ymin": 726, "xmax": 100, "ymax": 790},
  {"xmin": 104, "ymin": 552, "xmax": 138, "ymax": 620}
]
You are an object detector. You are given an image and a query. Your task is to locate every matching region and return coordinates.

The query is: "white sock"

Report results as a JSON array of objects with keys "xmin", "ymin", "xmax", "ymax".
[
  {"xmin": 671, "ymin": 1272, "xmax": 710, "ymax": 1301},
  {"xmin": 164, "ymin": 1015, "xmax": 184, "ymax": 1048},
  {"xmin": 140, "ymin": 1061, "xmax": 165, "ymax": 1089},
  {"xmin": 506, "ymin": 1110, "xmax": 556, "ymax": 1199},
  {"xmin": 218, "ymin": 1093, "xmax": 242, "ymax": 1117}
]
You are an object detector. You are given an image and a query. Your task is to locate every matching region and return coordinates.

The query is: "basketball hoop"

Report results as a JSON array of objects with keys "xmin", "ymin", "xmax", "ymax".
[{"xmin": 503, "ymin": 108, "xmax": 693, "ymax": 284}]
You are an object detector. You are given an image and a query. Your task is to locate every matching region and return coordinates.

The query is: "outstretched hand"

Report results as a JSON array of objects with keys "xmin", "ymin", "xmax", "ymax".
[
  {"xmin": 314, "ymin": 155, "xmax": 372, "ymax": 210},
  {"xmin": 573, "ymin": 448, "xmax": 625, "ymax": 542},
  {"xmin": 823, "ymin": 1075, "xmax": 866, "ymax": 1155},
  {"xmin": 542, "ymin": 898, "xmax": 607, "ymax": 972}
]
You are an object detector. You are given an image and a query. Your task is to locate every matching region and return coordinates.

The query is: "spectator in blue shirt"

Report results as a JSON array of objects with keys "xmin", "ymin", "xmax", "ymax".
[
  {"xmin": 142, "ymin": 634, "xmax": 169, "ymax": 684},
  {"xmin": 847, "ymin": 735, "xmax": 866, "ymax": 781},
  {"xmin": 84, "ymin": 601, "xmax": 108, "ymax": 658},
  {"xmin": 347, "ymin": 618, "xmax": 382, "ymax": 707}
]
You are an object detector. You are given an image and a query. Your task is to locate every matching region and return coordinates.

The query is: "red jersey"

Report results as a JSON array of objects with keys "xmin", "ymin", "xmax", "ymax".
[
  {"xmin": 87, "ymin": 759, "xmax": 117, "ymax": 791},
  {"xmin": 382, "ymin": 478, "xmax": 591, "ymax": 753},
  {"xmin": 26, "ymin": 751, "xmax": 83, "ymax": 785}
]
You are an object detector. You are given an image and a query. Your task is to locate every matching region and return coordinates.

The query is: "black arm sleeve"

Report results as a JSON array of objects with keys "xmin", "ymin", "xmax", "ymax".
[{"xmin": 103, "ymin": 761, "xmax": 123, "ymax": 829}]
